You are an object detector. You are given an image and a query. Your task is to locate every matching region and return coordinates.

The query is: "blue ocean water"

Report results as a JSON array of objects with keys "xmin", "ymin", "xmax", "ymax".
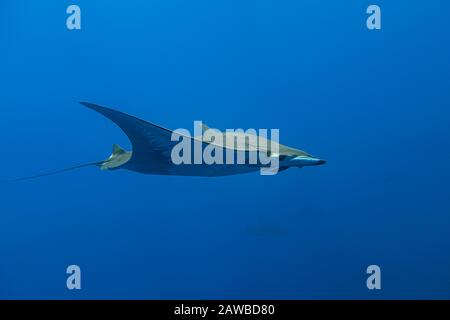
[{"xmin": 1, "ymin": 0, "xmax": 450, "ymax": 299}]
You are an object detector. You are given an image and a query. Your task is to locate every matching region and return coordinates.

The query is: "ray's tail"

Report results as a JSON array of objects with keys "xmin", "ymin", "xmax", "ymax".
[{"xmin": 2, "ymin": 161, "xmax": 103, "ymax": 183}]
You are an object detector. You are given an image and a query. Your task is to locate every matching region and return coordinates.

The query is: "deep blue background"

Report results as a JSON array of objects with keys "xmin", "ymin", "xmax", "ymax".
[{"xmin": 1, "ymin": 0, "xmax": 450, "ymax": 299}]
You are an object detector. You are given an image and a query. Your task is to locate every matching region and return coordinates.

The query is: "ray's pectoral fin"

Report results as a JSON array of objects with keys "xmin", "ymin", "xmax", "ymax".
[
  {"xmin": 100, "ymin": 144, "xmax": 132, "ymax": 170},
  {"xmin": 80, "ymin": 101, "xmax": 179, "ymax": 173}
]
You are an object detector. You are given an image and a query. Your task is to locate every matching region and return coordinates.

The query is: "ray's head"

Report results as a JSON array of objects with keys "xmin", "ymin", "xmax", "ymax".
[{"xmin": 280, "ymin": 155, "xmax": 326, "ymax": 168}]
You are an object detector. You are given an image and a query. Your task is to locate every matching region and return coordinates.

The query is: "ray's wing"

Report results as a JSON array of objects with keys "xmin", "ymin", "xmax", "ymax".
[
  {"xmin": 80, "ymin": 102, "xmax": 179, "ymax": 171},
  {"xmin": 80, "ymin": 102, "xmax": 278, "ymax": 176}
]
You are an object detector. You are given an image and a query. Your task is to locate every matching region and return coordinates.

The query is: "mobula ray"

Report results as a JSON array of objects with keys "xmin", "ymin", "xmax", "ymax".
[{"xmin": 7, "ymin": 102, "xmax": 326, "ymax": 181}]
